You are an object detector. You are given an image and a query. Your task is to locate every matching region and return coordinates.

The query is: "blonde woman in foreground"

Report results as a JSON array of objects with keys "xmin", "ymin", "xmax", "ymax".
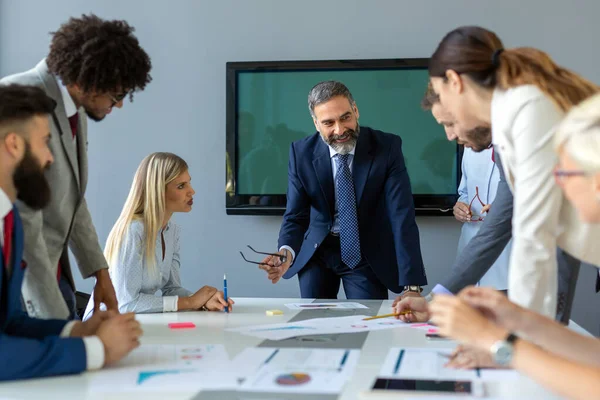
[
  {"xmin": 83, "ymin": 152, "xmax": 233, "ymax": 319},
  {"xmin": 429, "ymin": 93, "xmax": 600, "ymax": 400}
]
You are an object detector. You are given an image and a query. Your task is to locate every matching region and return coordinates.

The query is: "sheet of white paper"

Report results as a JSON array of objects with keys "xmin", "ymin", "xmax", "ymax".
[
  {"xmin": 284, "ymin": 302, "xmax": 368, "ymax": 310},
  {"xmin": 226, "ymin": 315, "xmax": 408, "ymax": 340},
  {"xmin": 89, "ymin": 344, "xmax": 234, "ymax": 392},
  {"xmin": 114, "ymin": 343, "xmax": 228, "ymax": 367},
  {"xmin": 379, "ymin": 348, "xmax": 519, "ymax": 381},
  {"xmin": 379, "ymin": 348, "xmax": 475, "ymax": 380},
  {"xmin": 478, "ymin": 368, "xmax": 520, "ymax": 380},
  {"xmin": 380, "ymin": 397, "xmax": 501, "ymax": 400},
  {"xmin": 235, "ymin": 348, "xmax": 360, "ymax": 394},
  {"xmin": 406, "ymin": 323, "xmax": 439, "ymax": 332}
]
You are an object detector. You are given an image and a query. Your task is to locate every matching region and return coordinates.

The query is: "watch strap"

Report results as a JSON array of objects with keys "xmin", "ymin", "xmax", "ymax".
[{"xmin": 506, "ymin": 333, "xmax": 518, "ymax": 344}]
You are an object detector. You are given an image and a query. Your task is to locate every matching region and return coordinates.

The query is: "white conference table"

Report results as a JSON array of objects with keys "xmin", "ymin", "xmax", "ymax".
[{"xmin": 0, "ymin": 298, "xmax": 568, "ymax": 399}]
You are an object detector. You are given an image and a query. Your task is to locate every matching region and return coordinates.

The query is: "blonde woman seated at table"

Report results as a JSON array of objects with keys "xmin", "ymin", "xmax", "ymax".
[
  {"xmin": 428, "ymin": 93, "xmax": 600, "ymax": 400},
  {"xmin": 83, "ymin": 152, "xmax": 233, "ymax": 319}
]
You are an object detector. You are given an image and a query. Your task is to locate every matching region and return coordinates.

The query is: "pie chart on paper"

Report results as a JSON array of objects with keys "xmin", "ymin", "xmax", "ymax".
[{"xmin": 275, "ymin": 372, "xmax": 311, "ymax": 386}]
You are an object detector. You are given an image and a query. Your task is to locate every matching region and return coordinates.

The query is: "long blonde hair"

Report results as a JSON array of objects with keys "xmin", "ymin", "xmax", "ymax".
[
  {"xmin": 104, "ymin": 152, "xmax": 188, "ymax": 272},
  {"xmin": 554, "ymin": 93, "xmax": 600, "ymax": 172}
]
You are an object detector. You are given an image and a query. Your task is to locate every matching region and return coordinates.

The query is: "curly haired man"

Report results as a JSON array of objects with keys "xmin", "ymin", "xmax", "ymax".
[{"xmin": 0, "ymin": 14, "xmax": 152, "ymax": 320}]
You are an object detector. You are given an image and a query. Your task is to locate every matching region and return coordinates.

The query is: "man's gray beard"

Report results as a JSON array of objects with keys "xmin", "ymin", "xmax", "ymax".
[
  {"xmin": 320, "ymin": 124, "xmax": 360, "ymax": 154},
  {"xmin": 330, "ymin": 139, "xmax": 357, "ymax": 155}
]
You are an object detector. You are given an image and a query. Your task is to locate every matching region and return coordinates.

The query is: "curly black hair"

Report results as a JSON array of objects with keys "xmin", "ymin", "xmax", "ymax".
[{"xmin": 46, "ymin": 14, "xmax": 152, "ymax": 99}]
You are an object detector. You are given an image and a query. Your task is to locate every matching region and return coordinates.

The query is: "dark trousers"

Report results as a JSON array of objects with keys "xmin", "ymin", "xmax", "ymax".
[
  {"xmin": 297, "ymin": 234, "xmax": 388, "ymax": 300},
  {"xmin": 556, "ymin": 248, "xmax": 581, "ymax": 324},
  {"xmin": 58, "ymin": 273, "xmax": 78, "ymax": 320}
]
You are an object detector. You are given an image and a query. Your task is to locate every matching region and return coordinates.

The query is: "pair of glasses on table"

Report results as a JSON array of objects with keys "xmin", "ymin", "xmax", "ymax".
[
  {"xmin": 467, "ymin": 186, "xmax": 486, "ymax": 222},
  {"xmin": 239, "ymin": 245, "xmax": 287, "ymax": 266}
]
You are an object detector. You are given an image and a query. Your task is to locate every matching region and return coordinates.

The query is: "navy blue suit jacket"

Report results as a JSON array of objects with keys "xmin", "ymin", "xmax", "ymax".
[
  {"xmin": 1, "ymin": 206, "xmax": 87, "ymax": 381},
  {"xmin": 278, "ymin": 127, "xmax": 427, "ymax": 293}
]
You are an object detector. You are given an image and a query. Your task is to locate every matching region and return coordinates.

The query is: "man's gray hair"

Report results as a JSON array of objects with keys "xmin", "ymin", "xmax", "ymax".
[{"xmin": 308, "ymin": 81, "xmax": 355, "ymax": 118}]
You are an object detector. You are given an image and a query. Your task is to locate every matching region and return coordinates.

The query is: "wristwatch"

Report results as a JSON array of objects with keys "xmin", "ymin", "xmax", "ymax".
[
  {"xmin": 403, "ymin": 285, "xmax": 423, "ymax": 293},
  {"xmin": 490, "ymin": 333, "xmax": 519, "ymax": 366}
]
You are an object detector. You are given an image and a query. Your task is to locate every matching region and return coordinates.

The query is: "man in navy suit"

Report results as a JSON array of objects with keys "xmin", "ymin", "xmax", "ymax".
[
  {"xmin": 0, "ymin": 84, "xmax": 141, "ymax": 380},
  {"xmin": 260, "ymin": 81, "xmax": 427, "ymax": 299}
]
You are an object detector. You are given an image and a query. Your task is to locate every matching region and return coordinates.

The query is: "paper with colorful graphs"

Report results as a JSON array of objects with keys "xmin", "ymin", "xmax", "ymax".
[{"xmin": 226, "ymin": 314, "xmax": 409, "ymax": 340}]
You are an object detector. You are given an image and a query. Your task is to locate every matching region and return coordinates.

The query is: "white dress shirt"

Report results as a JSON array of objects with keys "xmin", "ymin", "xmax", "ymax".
[
  {"xmin": 57, "ymin": 77, "xmax": 78, "ymax": 119},
  {"xmin": 280, "ymin": 145, "xmax": 356, "ymax": 262},
  {"xmin": 0, "ymin": 188, "xmax": 103, "ymax": 370},
  {"xmin": 0, "ymin": 188, "xmax": 11, "ymax": 249},
  {"xmin": 456, "ymin": 148, "xmax": 511, "ymax": 290},
  {"xmin": 492, "ymin": 85, "xmax": 600, "ymax": 317}
]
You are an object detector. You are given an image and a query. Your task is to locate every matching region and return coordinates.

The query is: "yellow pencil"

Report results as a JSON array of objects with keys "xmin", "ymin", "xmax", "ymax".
[{"xmin": 362, "ymin": 311, "xmax": 412, "ymax": 321}]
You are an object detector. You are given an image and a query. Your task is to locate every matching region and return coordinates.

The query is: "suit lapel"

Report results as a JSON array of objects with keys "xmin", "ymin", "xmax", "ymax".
[
  {"xmin": 76, "ymin": 108, "xmax": 87, "ymax": 192},
  {"xmin": 35, "ymin": 60, "xmax": 81, "ymax": 189},
  {"xmin": 352, "ymin": 128, "xmax": 374, "ymax": 206},
  {"xmin": 312, "ymin": 140, "xmax": 334, "ymax": 219}
]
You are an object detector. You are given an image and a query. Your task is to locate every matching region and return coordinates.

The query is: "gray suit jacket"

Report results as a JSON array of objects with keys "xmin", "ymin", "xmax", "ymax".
[
  {"xmin": 442, "ymin": 152, "xmax": 580, "ymax": 322},
  {"xmin": 0, "ymin": 60, "xmax": 108, "ymax": 319}
]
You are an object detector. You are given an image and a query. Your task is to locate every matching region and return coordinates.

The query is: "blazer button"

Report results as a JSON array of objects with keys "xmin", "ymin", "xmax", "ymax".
[{"xmin": 314, "ymin": 243, "xmax": 318, "ymax": 249}]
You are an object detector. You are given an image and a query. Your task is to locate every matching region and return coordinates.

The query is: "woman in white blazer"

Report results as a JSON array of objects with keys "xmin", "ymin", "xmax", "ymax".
[
  {"xmin": 428, "ymin": 26, "xmax": 600, "ymax": 318},
  {"xmin": 429, "ymin": 92, "xmax": 600, "ymax": 400}
]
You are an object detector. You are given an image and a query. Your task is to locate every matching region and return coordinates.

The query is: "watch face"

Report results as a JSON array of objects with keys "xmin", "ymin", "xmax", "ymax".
[{"xmin": 494, "ymin": 343, "xmax": 513, "ymax": 366}]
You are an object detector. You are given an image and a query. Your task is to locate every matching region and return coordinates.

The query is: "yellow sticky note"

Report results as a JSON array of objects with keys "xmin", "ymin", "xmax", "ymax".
[{"xmin": 266, "ymin": 309, "xmax": 283, "ymax": 316}]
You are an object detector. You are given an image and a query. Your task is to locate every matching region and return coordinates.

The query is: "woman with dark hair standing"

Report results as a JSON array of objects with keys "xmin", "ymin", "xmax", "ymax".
[
  {"xmin": 428, "ymin": 26, "xmax": 600, "ymax": 318},
  {"xmin": 430, "ymin": 92, "xmax": 600, "ymax": 400}
]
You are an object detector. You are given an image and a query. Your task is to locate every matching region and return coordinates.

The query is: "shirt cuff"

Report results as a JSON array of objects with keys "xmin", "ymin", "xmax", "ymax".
[
  {"xmin": 425, "ymin": 284, "xmax": 454, "ymax": 302},
  {"xmin": 163, "ymin": 296, "xmax": 179, "ymax": 312},
  {"xmin": 60, "ymin": 321, "xmax": 78, "ymax": 337},
  {"xmin": 279, "ymin": 245, "xmax": 295, "ymax": 264},
  {"xmin": 83, "ymin": 336, "xmax": 105, "ymax": 370}
]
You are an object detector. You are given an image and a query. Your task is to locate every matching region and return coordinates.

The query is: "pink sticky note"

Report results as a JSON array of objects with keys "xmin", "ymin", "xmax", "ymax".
[
  {"xmin": 427, "ymin": 328, "xmax": 439, "ymax": 334},
  {"xmin": 410, "ymin": 323, "xmax": 430, "ymax": 328},
  {"xmin": 168, "ymin": 322, "xmax": 196, "ymax": 329}
]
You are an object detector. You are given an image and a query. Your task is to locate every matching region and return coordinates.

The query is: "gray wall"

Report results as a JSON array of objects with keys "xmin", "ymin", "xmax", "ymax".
[{"xmin": 1, "ymin": 0, "xmax": 598, "ymax": 334}]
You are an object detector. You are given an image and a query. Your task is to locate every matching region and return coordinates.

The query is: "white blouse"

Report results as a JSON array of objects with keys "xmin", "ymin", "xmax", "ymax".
[{"xmin": 83, "ymin": 219, "xmax": 192, "ymax": 318}]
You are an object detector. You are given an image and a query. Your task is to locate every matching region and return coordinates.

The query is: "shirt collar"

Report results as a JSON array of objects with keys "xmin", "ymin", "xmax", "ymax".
[
  {"xmin": 0, "ymin": 188, "xmax": 13, "ymax": 220},
  {"xmin": 328, "ymin": 145, "xmax": 356, "ymax": 159},
  {"xmin": 55, "ymin": 76, "xmax": 78, "ymax": 118}
]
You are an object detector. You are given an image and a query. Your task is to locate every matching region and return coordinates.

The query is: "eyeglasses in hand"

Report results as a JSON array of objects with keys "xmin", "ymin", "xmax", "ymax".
[
  {"xmin": 468, "ymin": 186, "xmax": 486, "ymax": 222},
  {"xmin": 239, "ymin": 245, "xmax": 287, "ymax": 266}
]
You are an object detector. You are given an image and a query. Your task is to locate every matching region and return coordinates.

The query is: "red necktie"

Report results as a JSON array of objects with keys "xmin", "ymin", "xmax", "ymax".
[
  {"xmin": 68, "ymin": 113, "xmax": 78, "ymax": 139},
  {"xmin": 3, "ymin": 210, "xmax": 14, "ymax": 269},
  {"xmin": 491, "ymin": 147, "xmax": 495, "ymax": 163}
]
